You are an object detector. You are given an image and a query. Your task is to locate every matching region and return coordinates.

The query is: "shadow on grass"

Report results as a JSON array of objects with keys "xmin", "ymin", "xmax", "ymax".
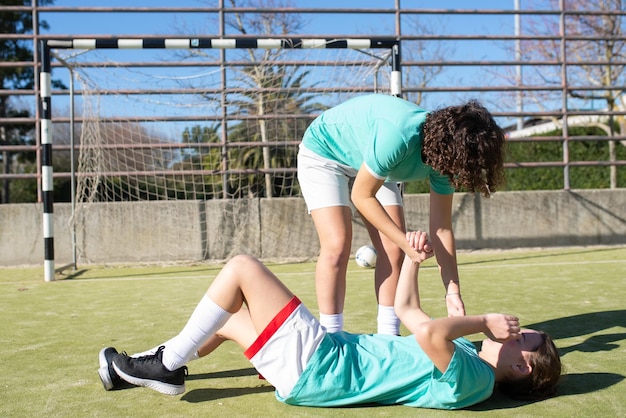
[
  {"xmin": 182, "ymin": 367, "xmax": 275, "ymax": 403},
  {"xmin": 186, "ymin": 367, "xmax": 258, "ymax": 381},
  {"xmin": 558, "ymin": 372, "xmax": 625, "ymax": 395},
  {"xmin": 182, "ymin": 385, "xmax": 275, "ymax": 403},
  {"xmin": 498, "ymin": 310, "xmax": 626, "ymax": 409},
  {"xmin": 56, "ymin": 269, "xmax": 89, "ymax": 280},
  {"xmin": 468, "ymin": 372, "xmax": 624, "ymax": 411},
  {"xmin": 524, "ymin": 309, "xmax": 626, "ymax": 356},
  {"xmin": 180, "ymin": 369, "xmax": 625, "ymax": 409},
  {"xmin": 468, "ymin": 309, "xmax": 625, "ymax": 411}
]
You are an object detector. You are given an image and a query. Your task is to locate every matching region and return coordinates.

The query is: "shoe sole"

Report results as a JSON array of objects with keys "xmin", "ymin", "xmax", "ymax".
[
  {"xmin": 112, "ymin": 363, "xmax": 185, "ymax": 396},
  {"xmin": 98, "ymin": 348, "xmax": 114, "ymax": 391}
]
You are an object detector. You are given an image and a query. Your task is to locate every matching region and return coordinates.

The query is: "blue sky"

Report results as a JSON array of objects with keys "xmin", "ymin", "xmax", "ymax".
[
  {"xmin": 41, "ymin": 1, "xmax": 522, "ymax": 85},
  {"xmin": 43, "ymin": 1, "xmax": 517, "ymax": 38},
  {"xmin": 38, "ymin": 1, "xmax": 533, "ymax": 129}
]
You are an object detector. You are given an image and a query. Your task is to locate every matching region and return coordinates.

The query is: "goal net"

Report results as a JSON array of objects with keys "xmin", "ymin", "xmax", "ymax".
[{"xmin": 59, "ymin": 40, "xmax": 395, "ymax": 264}]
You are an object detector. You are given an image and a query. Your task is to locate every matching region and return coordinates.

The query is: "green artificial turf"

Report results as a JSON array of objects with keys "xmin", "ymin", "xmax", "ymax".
[{"xmin": 1, "ymin": 246, "xmax": 624, "ymax": 417}]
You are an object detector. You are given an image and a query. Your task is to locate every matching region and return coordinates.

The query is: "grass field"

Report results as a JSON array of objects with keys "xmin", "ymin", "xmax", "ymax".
[{"xmin": 1, "ymin": 246, "xmax": 625, "ymax": 417}]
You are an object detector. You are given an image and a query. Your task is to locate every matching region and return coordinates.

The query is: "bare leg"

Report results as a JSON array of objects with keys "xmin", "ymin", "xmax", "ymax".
[
  {"xmin": 135, "ymin": 312, "xmax": 258, "ymax": 359},
  {"xmin": 195, "ymin": 335, "xmax": 224, "ymax": 358},
  {"xmin": 310, "ymin": 206, "xmax": 352, "ymax": 325},
  {"xmin": 162, "ymin": 255, "xmax": 297, "ymax": 370},
  {"xmin": 365, "ymin": 204, "xmax": 406, "ymax": 306},
  {"xmin": 212, "ymin": 308, "xmax": 258, "ymax": 350},
  {"xmin": 135, "ymin": 254, "xmax": 292, "ymax": 361},
  {"xmin": 185, "ymin": 309, "xmax": 257, "ymax": 360},
  {"xmin": 364, "ymin": 204, "xmax": 405, "ymax": 334},
  {"xmin": 110, "ymin": 256, "xmax": 294, "ymax": 395},
  {"xmin": 194, "ymin": 307, "xmax": 281, "ymax": 359},
  {"xmin": 207, "ymin": 254, "xmax": 295, "ymax": 333}
]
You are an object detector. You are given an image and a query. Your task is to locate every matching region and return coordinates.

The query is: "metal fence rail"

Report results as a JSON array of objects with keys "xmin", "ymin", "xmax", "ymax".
[{"xmin": 1, "ymin": 1, "xmax": 625, "ymax": 204}]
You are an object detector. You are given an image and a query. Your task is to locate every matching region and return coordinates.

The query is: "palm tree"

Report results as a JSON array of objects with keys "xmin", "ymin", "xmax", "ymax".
[{"xmin": 226, "ymin": 64, "xmax": 325, "ymax": 197}]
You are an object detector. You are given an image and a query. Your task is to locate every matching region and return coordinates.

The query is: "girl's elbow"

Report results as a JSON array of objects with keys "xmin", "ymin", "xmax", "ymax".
[
  {"xmin": 414, "ymin": 320, "xmax": 437, "ymax": 339},
  {"xmin": 350, "ymin": 191, "xmax": 369, "ymax": 208}
]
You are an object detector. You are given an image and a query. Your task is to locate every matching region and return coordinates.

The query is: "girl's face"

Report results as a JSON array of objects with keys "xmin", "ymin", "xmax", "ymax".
[{"xmin": 481, "ymin": 329, "xmax": 543, "ymax": 370}]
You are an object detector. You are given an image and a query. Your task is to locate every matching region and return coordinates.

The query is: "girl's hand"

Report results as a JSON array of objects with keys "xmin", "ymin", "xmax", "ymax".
[
  {"xmin": 405, "ymin": 231, "xmax": 434, "ymax": 263},
  {"xmin": 445, "ymin": 293, "xmax": 466, "ymax": 317},
  {"xmin": 483, "ymin": 313, "xmax": 522, "ymax": 342}
]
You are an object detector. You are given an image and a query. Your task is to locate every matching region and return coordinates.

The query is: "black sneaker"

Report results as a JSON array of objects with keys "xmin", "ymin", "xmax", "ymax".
[
  {"xmin": 98, "ymin": 347, "xmax": 126, "ymax": 391},
  {"xmin": 112, "ymin": 346, "xmax": 187, "ymax": 395}
]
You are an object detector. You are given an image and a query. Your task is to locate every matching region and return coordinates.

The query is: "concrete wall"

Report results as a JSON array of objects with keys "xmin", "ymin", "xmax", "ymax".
[{"xmin": 1, "ymin": 189, "xmax": 625, "ymax": 267}]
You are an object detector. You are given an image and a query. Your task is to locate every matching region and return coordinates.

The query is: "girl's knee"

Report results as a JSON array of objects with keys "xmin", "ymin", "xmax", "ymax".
[
  {"xmin": 224, "ymin": 254, "xmax": 261, "ymax": 274},
  {"xmin": 319, "ymin": 248, "xmax": 350, "ymax": 268}
]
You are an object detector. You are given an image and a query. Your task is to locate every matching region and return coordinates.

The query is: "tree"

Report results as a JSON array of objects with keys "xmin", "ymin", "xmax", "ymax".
[
  {"xmin": 514, "ymin": 0, "xmax": 626, "ymax": 188},
  {"xmin": 227, "ymin": 67, "xmax": 324, "ymax": 197},
  {"xmin": 222, "ymin": 0, "xmax": 311, "ymax": 198},
  {"xmin": 175, "ymin": 0, "xmax": 325, "ymax": 198},
  {"xmin": 400, "ymin": 15, "xmax": 454, "ymax": 108},
  {"xmin": 177, "ymin": 123, "xmax": 224, "ymax": 200}
]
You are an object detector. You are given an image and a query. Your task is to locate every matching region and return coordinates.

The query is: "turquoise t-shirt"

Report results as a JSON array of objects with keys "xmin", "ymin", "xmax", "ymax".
[
  {"xmin": 277, "ymin": 333, "xmax": 495, "ymax": 410},
  {"xmin": 301, "ymin": 94, "xmax": 455, "ymax": 195}
]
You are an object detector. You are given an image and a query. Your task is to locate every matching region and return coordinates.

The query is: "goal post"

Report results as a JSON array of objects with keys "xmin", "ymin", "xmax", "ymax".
[{"xmin": 38, "ymin": 36, "xmax": 401, "ymax": 281}]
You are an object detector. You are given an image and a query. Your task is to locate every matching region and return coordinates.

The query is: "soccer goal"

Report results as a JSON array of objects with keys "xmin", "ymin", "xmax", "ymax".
[{"xmin": 39, "ymin": 37, "xmax": 400, "ymax": 281}]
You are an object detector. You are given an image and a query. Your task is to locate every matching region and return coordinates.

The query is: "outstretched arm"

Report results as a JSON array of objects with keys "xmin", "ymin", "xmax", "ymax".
[
  {"xmin": 429, "ymin": 190, "xmax": 465, "ymax": 317},
  {"xmin": 394, "ymin": 231, "xmax": 434, "ymax": 331},
  {"xmin": 394, "ymin": 231, "xmax": 521, "ymax": 373}
]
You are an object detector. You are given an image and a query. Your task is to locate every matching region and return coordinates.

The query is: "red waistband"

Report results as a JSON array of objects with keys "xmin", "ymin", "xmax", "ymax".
[{"xmin": 243, "ymin": 296, "xmax": 301, "ymax": 359}]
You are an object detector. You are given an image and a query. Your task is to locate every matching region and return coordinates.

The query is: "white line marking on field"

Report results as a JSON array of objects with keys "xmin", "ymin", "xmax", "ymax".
[{"xmin": 1, "ymin": 258, "xmax": 623, "ymax": 285}]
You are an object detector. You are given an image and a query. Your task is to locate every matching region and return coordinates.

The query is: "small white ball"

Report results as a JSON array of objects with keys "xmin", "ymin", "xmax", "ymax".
[{"xmin": 355, "ymin": 245, "xmax": 377, "ymax": 268}]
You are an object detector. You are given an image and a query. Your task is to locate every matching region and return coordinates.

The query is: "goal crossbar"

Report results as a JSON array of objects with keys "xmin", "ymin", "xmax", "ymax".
[
  {"xmin": 38, "ymin": 36, "xmax": 401, "ymax": 281},
  {"xmin": 46, "ymin": 36, "xmax": 398, "ymax": 50}
]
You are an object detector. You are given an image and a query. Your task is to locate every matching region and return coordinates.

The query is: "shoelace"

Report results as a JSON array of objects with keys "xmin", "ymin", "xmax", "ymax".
[
  {"xmin": 132, "ymin": 346, "xmax": 166, "ymax": 364},
  {"xmin": 128, "ymin": 346, "xmax": 188, "ymax": 374}
]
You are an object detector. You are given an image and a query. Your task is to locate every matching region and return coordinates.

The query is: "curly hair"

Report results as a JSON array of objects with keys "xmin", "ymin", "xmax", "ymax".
[
  {"xmin": 498, "ymin": 331, "xmax": 562, "ymax": 400},
  {"xmin": 422, "ymin": 100, "xmax": 505, "ymax": 197}
]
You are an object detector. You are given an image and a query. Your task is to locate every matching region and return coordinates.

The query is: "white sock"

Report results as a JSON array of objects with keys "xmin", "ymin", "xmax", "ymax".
[
  {"xmin": 319, "ymin": 313, "xmax": 343, "ymax": 333},
  {"xmin": 377, "ymin": 304, "xmax": 400, "ymax": 335},
  {"xmin": 131, "ymin": 337, "xmax": 200, "ymax": 361},
  {"xmin": 161, "ymin": 295, "xmax": 231, "ymax": 371}
]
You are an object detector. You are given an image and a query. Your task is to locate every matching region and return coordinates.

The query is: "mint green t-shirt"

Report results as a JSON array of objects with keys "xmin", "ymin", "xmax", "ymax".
[
  {"xmin": 301, "ymin": 94, "xmax": 455, "ymax": 195},
  {"xmin": 277, "ymin": 333, "xmax": 495, "ymax": 410}
]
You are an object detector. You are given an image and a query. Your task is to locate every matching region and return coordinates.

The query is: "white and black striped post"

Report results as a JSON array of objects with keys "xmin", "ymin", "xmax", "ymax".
[
  {"xmin": 39, "ymin": 41, "xmax": 55, "ymax": 282},
  {"xmin": 39, "ymin": 37, "xmax": 401, "ymax": 280},
  {"xmin": 391, "ymin": 42, "xmax": 402, "ymax": 97},
  {"xmin": 46, "ymin": 36, "xmax": 398, "ymax": 51}
]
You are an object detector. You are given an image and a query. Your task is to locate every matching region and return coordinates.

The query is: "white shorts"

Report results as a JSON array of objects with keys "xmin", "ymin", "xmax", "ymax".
[
  {"xmin": 297, "ymin": 145, "xmax": 403, "ymax": 212},
  {"xmin": 244, "ymin": 297, "xmax": 326, "ymax": 398}
]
